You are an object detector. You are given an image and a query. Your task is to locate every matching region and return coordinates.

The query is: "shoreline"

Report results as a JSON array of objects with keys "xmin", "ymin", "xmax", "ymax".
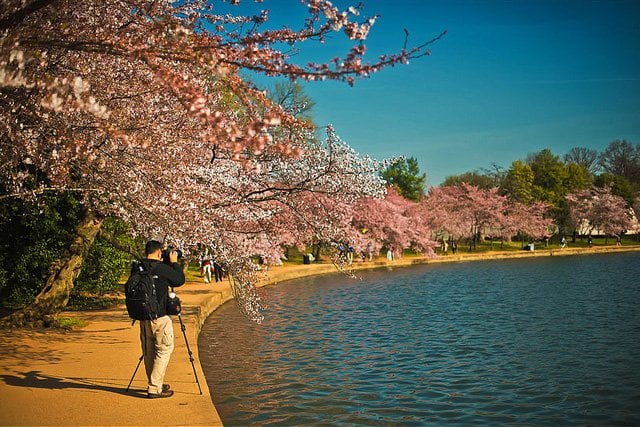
[
  {"xmin": 257, "ymin": 244, "xmax": 640, "ymax": 289},
  {"xmin": 1, "ymin": 245, "xmax": 639, "ymax": 426}
]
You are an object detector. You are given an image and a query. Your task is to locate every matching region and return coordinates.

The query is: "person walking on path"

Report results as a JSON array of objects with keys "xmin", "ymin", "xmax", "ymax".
[
  {"xmin": 213, "ymin": 257, "xmax": 224, "ymax": 282},
  {"xmin": 136, "ymin": 240, "xmax": 185, "ymax": 398},
  {"xmin": 201, "ymin": 251, "xmax": 212, "ymax": 284}
]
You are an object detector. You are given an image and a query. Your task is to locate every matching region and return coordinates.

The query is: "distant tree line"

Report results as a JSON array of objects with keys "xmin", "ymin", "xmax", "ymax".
[{"xmin": 441, "ymin": 140, "xmax": 640, "ymax": 235}]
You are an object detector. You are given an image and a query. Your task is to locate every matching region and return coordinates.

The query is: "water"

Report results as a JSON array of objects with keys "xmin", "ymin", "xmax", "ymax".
[{"xmin": 198, "ymin": 253, "xmax": 640, "ymax": 426}]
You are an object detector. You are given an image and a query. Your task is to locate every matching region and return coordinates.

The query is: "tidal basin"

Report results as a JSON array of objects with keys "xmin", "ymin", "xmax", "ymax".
[{"xmin": 199, "ymin": 252, "xmax": 640, "ymax": 426}]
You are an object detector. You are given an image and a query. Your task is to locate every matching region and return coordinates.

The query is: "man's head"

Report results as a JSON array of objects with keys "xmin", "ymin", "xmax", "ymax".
[{"xmin": 145, "ymin": 240, "xmax": 163, "ymax": 260}]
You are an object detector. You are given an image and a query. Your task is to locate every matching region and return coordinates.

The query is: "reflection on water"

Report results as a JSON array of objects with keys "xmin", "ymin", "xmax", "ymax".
[{"xmin": 198, "ymin": 253, "xmax": 640, "ymax": 426}]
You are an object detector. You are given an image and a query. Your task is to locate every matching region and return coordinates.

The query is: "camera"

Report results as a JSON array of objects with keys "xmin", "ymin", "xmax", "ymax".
[
  {"xmin": 166, "ymin": 291, "xmax": 181, "ymax": 315},
  {"xmin": 162, "ymin": 247, "xmax": 183, "ymax": 264}
]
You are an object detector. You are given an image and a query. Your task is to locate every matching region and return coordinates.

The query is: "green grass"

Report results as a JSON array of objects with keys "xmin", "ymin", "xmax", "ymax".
[
  {"xmin": 56, "ymin": 316, "xmax": 87, "ymax": 329},
  {"xmin": 67, "ymin": 293, "xmax": 123, "ymax": 311},
  {"xmin": 438, "ymin": 235, "xmax": 640, "ymax": 255}
]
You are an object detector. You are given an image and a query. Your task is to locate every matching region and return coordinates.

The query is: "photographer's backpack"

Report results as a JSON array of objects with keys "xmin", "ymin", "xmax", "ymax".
[{"xmin": 124, "ymin": 262, "xmax": 160, "ymax": 322}]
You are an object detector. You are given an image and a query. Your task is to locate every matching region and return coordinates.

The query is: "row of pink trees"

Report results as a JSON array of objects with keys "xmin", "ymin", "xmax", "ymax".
[
  {"xmin": 339, "ymin": 181, "xmax": 636, "ymax": 261},
  {"xmin": 333, "ymin": 182, "xmax": 556, "ymax": 261},
  {"xmin": 421, "ymin": 183, "xmax": 554, "ymax": 249},
  {"xmin": 1, "ymin": 0, "xmax": 445, "ymax": 324}
]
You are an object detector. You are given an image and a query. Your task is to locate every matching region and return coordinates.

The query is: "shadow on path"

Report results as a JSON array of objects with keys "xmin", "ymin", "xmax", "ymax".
[{"xmin": 0, "ymin": 370, "xmax": 149, "ymax": 398}]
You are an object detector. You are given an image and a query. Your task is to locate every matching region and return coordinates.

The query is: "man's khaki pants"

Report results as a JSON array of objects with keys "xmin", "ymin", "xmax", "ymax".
[{"xmin": 140, "ymin": 315, "xmax": 174, "ymax": 395}]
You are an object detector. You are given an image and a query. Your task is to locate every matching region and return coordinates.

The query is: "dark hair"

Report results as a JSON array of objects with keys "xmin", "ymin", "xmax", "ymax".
[{"xmin": 145, "ymin": 240, "xmax": 163, "ymax": 256}]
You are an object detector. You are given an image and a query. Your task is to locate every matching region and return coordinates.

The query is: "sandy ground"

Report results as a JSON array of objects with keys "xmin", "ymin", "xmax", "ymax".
[{"xmin": 1, "ymin": 244, "xmax": 638, "ymax": 426}]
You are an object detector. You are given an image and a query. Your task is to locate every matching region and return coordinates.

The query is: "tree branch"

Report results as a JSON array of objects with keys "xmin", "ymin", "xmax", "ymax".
[
  {"xmin": 98, "ymin": 228, "xmax": 143, "ymax": 259},
  {"xmin": 0, "ymin": 0, "xmax": 57, "ymax": 31}
]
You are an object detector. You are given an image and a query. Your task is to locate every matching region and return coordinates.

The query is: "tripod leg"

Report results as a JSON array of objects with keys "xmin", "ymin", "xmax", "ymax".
[
  {"xmin": 126, "ymin": 354, "xmax": 144, "ymax": 392},
  {"xmin": 178, "ymin": 314, "xmax": 203, "ymax": 395}
]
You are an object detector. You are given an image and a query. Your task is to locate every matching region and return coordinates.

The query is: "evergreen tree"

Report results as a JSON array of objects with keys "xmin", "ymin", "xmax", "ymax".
[{"xmin": 381, "ymin": 157, "xmax": 427, "ymax": 201}]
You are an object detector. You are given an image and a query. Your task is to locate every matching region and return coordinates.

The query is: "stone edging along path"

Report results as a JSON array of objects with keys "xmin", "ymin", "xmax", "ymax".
[{"xmin": 1, "ymin": 245, "xmax": 639, "ymax": 426}]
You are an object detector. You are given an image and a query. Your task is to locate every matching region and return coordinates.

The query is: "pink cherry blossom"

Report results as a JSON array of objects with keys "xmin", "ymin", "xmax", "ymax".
[{"xmin": 566, "ymin": 186, "xmax": 632, "ymax": 237}]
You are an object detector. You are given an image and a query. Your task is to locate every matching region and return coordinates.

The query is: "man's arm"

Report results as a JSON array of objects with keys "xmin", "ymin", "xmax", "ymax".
[
  {"xmin": 156, "ymin": 262, "xmax": 185, "ymax": 287},
  {"xmin": 164, "ymin": 250, "xmax": 186, "ymax": 287},
  {"xmin": 168, "ymin": 263, "xmax": 186, "ymax": 287}
]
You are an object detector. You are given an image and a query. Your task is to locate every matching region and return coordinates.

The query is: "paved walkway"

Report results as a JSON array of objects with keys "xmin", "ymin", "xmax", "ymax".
[
  {"xmin": 1, "ymin": 245, "xmax": 638, "ymax": 426},
  {"xmin": 0, "ymin": 279, "xmax": 234, "ymax": 426}
]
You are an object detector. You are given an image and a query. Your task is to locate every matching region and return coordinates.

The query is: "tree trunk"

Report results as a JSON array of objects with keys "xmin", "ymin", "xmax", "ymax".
[
  {"xmin": 3, "ymin": 209, "xmax": 103, "ymax": 327},
  {"xmin": 98, "ymin": 228, "xmax": 143, "ymax": 259},
  {"xmin": 478, "ymin": 228, "xmax": 486, "ymax": 244},
  {"xmin": 469, "ymin": 225, "xmax": 474, "ymax": 251}
]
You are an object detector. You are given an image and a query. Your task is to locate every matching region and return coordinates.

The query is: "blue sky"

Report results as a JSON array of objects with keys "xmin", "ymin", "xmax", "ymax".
[{"xmin": 236, "ymin": 0, "xmax": 640, "ymax": 185}]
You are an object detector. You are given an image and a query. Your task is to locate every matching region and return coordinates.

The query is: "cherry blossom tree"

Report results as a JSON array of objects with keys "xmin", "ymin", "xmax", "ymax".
[
  {"xmin": 423, "ymin": 183, "xmax": 555, "ymax": 251},
  {"xmin": 422, "ymin": 183, "xmax": 507, "ymax": 250},
  {"xmin": 566, "ymin": 186, "xmax": 632, "ymax": 242},
  {"xmin": 501, "ymin": 201, "xmax": 553, "ymax": 248},
  {"xmin": 0, "ymin": 0, "xmax": 445, "ymax": 324},
  {"xmin": 421, "ymin": 185, "xmax": 472, "ymax": 243},
  {"xmin": 349, "ymin": 186, "xmax": 435, "ymax": 259}
]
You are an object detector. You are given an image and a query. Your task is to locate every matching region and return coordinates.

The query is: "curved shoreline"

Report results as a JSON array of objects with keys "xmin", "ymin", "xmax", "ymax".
[
  {"xmin": 1, "ymin": 245, "xmax": 638, "ymax": 426},
  {"xmin": 255, "ymin": 244, "xmax": 640, "ymax": 290}
]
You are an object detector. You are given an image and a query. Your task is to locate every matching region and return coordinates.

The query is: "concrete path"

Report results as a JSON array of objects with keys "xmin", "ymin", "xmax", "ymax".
[{"xmin": 0, "ymin": 278, "xmax": 234, "ymax": 426}]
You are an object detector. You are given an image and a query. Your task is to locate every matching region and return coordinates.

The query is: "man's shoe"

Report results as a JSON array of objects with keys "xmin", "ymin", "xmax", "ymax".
[
  {"xmin": 147, "ymin": 389, "xmax": 174, "ymax": 399},
  {"xmin": 162, "ymin": 384, "xmax": 170, "ymax": 392}
]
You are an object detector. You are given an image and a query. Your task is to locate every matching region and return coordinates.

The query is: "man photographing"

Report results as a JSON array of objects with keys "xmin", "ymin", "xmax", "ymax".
[{"xmin": 137, "ymin": 240, "xmax": 185, "ymax": 398}]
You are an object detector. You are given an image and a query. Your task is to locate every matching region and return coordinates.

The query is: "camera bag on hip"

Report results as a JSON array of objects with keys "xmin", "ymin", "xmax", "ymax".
[
  {"xmin": 124, "ymin": 262, "xmax": 160, "ymax": 322},
  {"xmin": 166, "ymin": 289, "xmax": 181, "ymax": 316}
]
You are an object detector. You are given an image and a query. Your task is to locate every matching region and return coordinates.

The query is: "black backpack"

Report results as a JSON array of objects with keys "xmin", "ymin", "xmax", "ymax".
[{"xmin": 124, "ymin": 262, "xmax": 160, "ymax": 321}]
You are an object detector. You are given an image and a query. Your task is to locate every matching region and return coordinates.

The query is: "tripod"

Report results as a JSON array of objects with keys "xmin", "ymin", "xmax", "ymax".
[{"xmin": 126, "ymin": 313, "xmax": 203, "ymax": 395}]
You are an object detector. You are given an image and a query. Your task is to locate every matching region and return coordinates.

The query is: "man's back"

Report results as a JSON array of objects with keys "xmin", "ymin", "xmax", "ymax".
[{"xmin": 139, "ymin": 259, "xmax": 185, "ymax": 318}]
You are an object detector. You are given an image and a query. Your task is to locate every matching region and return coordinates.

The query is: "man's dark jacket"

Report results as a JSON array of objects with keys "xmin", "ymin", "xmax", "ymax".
[{"xmin": 136, "ymin": 259, "xmax": 185, "ymax": 317}]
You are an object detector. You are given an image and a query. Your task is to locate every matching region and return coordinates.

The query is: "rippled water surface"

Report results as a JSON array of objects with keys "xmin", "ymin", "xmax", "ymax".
[{"xmin": 198, "ymin": 253, "xmax": 640, "ymax": 426}]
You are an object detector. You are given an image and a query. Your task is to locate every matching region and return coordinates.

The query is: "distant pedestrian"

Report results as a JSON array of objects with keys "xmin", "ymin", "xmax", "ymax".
[
  {"xmin": 346, "ymin": 244, "xmax": 354, "ymax": 264},
  {"xmin": 201, "ymin": 252, "xmax": 212, "ymax": 284},
  {"xmin": 616, "ymin": 234, "xmax": 622, "ymax": 246},
  {"xmin": 588, "ymin": 235, "xmax": 593, "ymax": 248},
  {"xmin": 560, "ymin": 236, "xmax": 567, "ymax": 248},
  {"xmin": 442, "ymin": 238, "xmax": 449, "ymax": 255},
  {"xmin": 386, "ymin": 245, "xmax": 394, "ymax": 261},
  {"xmin": 451, "ymin": 240, "xmax": 457, "ymax": 254},
  {"xmin": 213, "ymin": 259, "xmax": 224, "ymax": 282}
]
